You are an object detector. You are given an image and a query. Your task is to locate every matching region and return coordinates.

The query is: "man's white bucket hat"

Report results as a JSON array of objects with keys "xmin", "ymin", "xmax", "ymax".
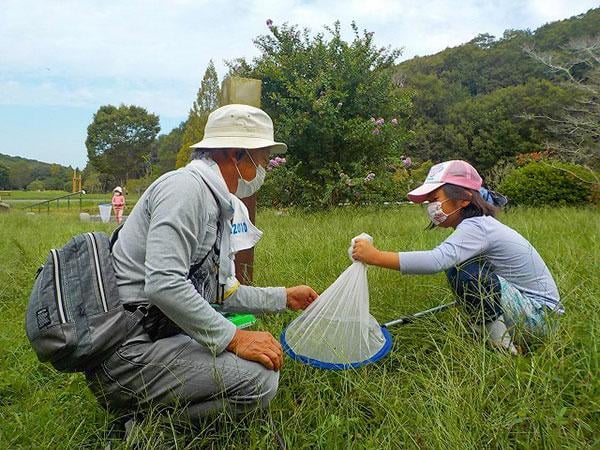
[{"xmin": 190, "ymin": 104, "xmax": 287, "ymax": 154}]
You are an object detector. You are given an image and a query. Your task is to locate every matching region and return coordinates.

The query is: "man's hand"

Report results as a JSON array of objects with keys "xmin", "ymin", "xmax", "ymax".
[
  {"xmin": 286, "ymin": 285, "xmax": 319, "ymax": 310},
  {"xmin": 352, "ymin": 239, "xmax": 381, "ymax": 265},
  {"xmin": 226, "ymin": 329, "xmax": 283, "ymax": 371}
]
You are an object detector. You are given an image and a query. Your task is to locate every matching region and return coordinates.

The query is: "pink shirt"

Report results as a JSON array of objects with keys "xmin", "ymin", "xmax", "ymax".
[{"xmin": 112, "ymin": 194, "xmax": 125, "ymax": 208}]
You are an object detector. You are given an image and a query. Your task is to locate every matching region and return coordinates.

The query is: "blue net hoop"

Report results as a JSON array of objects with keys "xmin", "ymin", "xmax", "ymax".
[{"xmin": 280, "ymin": 326, "xmax": 393, "ymax": 370}]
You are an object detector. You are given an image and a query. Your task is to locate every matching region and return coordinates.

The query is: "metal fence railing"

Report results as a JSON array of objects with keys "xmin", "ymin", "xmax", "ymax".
[{"xmin": 21, "ymin": 190, "xmax": 86, "ymax": 213}]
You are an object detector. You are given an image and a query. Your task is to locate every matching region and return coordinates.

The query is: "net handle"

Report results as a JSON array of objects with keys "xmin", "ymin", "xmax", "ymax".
[{"xmin": 382, "ymin": 302, "xmax": 456, "ymax": 328}]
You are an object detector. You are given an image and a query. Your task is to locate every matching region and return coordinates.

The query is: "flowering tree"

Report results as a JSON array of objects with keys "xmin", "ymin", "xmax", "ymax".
[
  {"xmin": 267, "ymin": 156, "xmax": 287, "ymax": 171},
  {"xmin": 229, "ymin": 21, "xmax": 411, "ymax": 185}
]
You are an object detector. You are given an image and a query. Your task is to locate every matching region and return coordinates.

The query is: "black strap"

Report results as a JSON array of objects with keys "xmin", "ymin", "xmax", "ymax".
[
  {"xmin": 189, "ymin": 232, "xmax": 218, "ymax": 276},
  {"xmin": 193, "ymin": 176, "xmax": 228, "ymax": 301},
  {"xmin": 109, "ymin": 224, "xmax": 124, "ymax": 252}
]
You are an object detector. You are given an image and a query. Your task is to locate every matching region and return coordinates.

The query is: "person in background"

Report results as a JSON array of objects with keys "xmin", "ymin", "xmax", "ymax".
[
  {"xmin": 111, "ymin": 186, "xmax": 125, "ymax": 224},
  {"xmin": 352, "ymin": 160, "xmax": 562, "ymax": 355}
]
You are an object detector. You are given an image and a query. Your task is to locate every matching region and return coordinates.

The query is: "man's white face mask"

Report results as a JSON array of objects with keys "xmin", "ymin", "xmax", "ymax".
[
  {"xmin": 234, "ymin": 150, "xmax": 266, "ymax": 199},
  {"xmin": 229, "ymin": 194, "xmax": 263, "ymax": 254}
]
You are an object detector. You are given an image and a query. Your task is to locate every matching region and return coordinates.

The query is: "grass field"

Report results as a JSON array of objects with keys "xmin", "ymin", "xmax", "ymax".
[
  {"xmin": 0, "ymin": 206, "xmax": 598, "ymax": 448},
  {"xmin": 0, "ymin": 190, "xmax": 82, "ymax": 199},
  {"xmin": 0, "ymin": 190, "xmax": 139, "ymax": 215}
]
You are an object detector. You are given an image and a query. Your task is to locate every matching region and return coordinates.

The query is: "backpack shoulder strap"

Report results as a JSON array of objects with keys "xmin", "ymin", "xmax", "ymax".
[
  {"xmin": 188, "ymin": 177, "xmax": 225, "ymax": 285},
  {"xmin": 109, "ymin": 224, "xmax": 124, "ymax": 252}
]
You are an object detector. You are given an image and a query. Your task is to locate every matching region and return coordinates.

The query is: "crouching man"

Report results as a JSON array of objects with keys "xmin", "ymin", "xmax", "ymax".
[{"xmin": 86, "ymin": 104, "xmax": 318, "ymax": 420}]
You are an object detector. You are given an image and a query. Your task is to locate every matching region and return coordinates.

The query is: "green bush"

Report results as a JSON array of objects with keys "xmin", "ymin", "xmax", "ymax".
[
  {"xmin": 258, "ymin": 163, "xmax": 321, "ymax": 208},
  {"xmin": 26, "ymin": 180, "xmax": 45, "ymax": 191},
  {"xmin": 258, "ymin": 160, "xmax": 434, "ymax": 208},
  {"xmin": 498, "ymin": 161, "xmax": 595, "ymax": 206}
]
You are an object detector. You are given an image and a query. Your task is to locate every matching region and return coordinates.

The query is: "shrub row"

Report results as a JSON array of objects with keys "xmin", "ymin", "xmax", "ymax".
[{"xmin": 259, "ymin": 159, "xmax": 598, "ymax": 208}]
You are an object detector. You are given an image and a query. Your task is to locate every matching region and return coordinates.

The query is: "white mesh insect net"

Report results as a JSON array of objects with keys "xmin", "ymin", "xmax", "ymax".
[{"xmin": 281, "ymin": 233, "xmax": 392, "ymax": 369}]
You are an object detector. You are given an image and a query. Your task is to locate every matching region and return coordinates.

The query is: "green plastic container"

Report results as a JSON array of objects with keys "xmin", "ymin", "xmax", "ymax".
[
  {"xmin": 222, "ymin": 312, "xmax": 256, "ymax": 329},
  {"xmin": 211, "ymin": 304, "xmax": 257, "ymax": 329}
]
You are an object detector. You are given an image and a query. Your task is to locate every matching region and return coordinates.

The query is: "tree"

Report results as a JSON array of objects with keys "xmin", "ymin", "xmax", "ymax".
[
  {"xmin": 154, "ymin": 121, "xmax": 185, "ymax": 174},
  {"xmin": 403, "ymin": 78, "xmax": 574, "ymax": 170},
  {"xmin": 175, "ymin": 61, "xmax": 221, "ymax": 167},
  {"xmin": 44, "ymin": 177, "xmax": 67, "ymax": 190},
  {"xmin": 229, "ymin": 21, "xmax": 410, "ymax": 179},
  {"xmin": 27, "ymin": 180, "xmax": 45, "ymax": 191},
  {"xmin": 82, "ymin": 163, "xmax": 109, "ymax": 193},
  {"xmin": 9, "ymin": 161, "xmax": 32, "ymax": 189},
  {"xmin": 50, "ymin": 163, "xmax": 62, "ymax": 177},
  {"xmin": 0, "ymin": 163, "xmax": 9, "ymax": 189},
  {"xmin": 86, "ymin": 104, "xmax": 160, "ymax": 186},
  {"xmin": 525, "ymin": 36, "xmax": 600, "ymax": 173}
]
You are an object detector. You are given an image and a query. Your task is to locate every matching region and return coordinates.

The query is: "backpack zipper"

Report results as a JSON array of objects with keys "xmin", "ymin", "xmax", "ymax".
[
  {"xmin": 50, "ymin": 249, "xmax": 67, "ymax": 323},
  {"xmin": 86, "ymin": 233, "xmax": 109, "ymax": 313}
]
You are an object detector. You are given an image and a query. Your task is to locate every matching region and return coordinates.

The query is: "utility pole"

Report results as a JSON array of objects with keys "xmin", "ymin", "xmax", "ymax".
[
  {"xmin": 72, "ymin": 169, "xmax": 82, "ymax": 193},
  {"xmin": 220, "ymin": 77, "xmax": 262, "ymax": 285}
]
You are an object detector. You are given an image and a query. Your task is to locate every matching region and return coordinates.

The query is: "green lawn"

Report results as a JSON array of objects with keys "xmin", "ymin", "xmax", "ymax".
[
  {"xmin": 0, "ymin": 206, "xmax": 598, "ymax": 448},
  {"xmin": 0, "ymin": 190, "xmax": 139, "ymax": 214},
  {"xmin": 0, "ymin": 189, "xmax": 74, "ymax": 199}
]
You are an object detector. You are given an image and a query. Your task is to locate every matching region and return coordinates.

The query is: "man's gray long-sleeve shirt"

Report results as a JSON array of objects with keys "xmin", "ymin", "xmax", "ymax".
[
  {"xmin": 112, "ymin": 165, "xmax": 287, "ymax": 354},
  {"xmin": 399, "ymin": 216, "xmax": 562, "ymax": 312}
]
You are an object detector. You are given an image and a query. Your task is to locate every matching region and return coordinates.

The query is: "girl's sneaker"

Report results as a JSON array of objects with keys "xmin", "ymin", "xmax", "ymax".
[{"xmin": 485, "ymin": 315, "xmax": 518, "ymax": 355}]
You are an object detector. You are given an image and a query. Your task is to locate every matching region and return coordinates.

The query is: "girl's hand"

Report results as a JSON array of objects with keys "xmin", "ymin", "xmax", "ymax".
[
  {"xmin": 352, "ymin": 239, "xmax": 381, "ymax": 265},
  {"xmin": 352, "ymin": 239, "xmax": 401, "ymax": 270}
]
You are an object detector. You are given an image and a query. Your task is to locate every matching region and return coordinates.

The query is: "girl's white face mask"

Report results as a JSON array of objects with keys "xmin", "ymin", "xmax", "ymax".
[
  {"xmin": 426, "ymin": 200, "xmax": 461, "ymax": 225},
  {"xmin": 235, "ymin": 150, "xmax": 266, "ymax": 199}
]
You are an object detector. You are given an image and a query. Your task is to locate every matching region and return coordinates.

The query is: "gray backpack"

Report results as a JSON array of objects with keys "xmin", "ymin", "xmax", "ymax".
[{"xmin": 25, "ymin": 231, "xmax": 129, "ymax": 372}]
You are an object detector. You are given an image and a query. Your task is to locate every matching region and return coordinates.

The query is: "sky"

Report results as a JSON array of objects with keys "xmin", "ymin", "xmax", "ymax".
[{"xmin": 0, "ymin": 0, "xmax": 597, "ymax": 169}]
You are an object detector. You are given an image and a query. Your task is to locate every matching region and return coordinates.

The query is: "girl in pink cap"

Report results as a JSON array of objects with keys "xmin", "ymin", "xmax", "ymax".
[{"xmin": 352, "ymin": 160, "xmax": 562, "ymax": 354}]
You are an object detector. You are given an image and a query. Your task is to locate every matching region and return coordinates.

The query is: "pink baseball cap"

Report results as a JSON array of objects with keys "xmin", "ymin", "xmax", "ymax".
[{"xmin": 407, "ymin": 160, "xmax": 482, "ymax": 203}]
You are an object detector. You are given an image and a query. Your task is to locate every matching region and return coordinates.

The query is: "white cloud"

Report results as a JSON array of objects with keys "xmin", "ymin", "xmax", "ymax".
[
  {"xmin": 0, "ymin": 1, "xmax": 597, "ymax": 128},
  {"xmin": 525, "ymin": 0, "xmax": 596, "ymax": 24}
]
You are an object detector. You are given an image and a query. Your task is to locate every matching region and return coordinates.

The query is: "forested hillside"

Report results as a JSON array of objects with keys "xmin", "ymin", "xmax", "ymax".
[
  {"xmin": 396, "ymin": 7, "xmax": 599, "ymax": 170},
  {"xmin": 0, "ymin": 153, "xmax": 74, "ymax": 191}
]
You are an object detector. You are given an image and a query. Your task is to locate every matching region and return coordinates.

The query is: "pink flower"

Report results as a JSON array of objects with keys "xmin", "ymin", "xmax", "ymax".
[
  {"xmin": 375, "ymin": 118, "xmax": 385, "ymax": 126},
  {"xmin": 268, "ymin": 156, "xmax": 287, "ymax": 171},
  {"xmin": 364, "ymin": 172, "xmax": 375, "ymax": 182},
  {"xmin": 391, "ymin": 118, "xmax": 398, "ymax": 126},
  {"xmin": 266, "ymin": 19, "xmax": 273, "ymax": 27},
  {"xmin": 372, "ymin": 128, "xmax": 381, "ymax": 135}
]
